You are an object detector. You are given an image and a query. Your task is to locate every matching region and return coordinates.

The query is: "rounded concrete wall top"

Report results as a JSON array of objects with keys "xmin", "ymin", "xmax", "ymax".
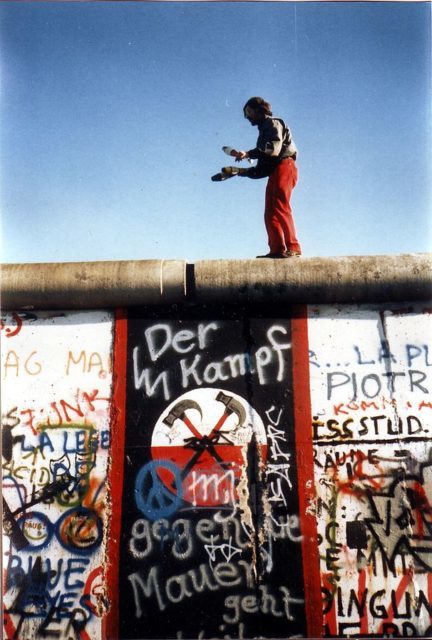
[{"xmin": 2, "ymin": 253, "xmax": 431, "ymax": 309}]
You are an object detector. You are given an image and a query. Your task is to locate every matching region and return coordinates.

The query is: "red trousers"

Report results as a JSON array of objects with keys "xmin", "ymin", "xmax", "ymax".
[{"xmin": 264, "ymin": 157, "xmax": 301, "ymax": 254}]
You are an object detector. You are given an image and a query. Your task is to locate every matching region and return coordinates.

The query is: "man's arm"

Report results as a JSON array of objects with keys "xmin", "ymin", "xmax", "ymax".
[{"xmin": 238, "ymin": 164, "xmax": 275, "ymax": 180}]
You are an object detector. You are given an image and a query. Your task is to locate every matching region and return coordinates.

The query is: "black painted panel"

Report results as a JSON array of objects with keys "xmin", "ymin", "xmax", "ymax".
[{"xmin": 118, "ymin": 307, "xmax": 306, "ymax": 639}]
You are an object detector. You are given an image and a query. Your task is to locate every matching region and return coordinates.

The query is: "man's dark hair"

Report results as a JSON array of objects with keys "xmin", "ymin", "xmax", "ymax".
[{"xmin": 243, "ymin": 97, "xmax": 272, "ymax": 116}]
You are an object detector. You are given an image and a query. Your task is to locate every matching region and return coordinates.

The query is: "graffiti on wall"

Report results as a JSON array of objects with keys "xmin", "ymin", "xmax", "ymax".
[
  {"xmin": 1, "ymin": 311, "xmax": 114, "ymax": 639},
  {"xmin": 117, "ymin": 313, "xmax": 307, "ymax": 639},
  {"xmin": 308, "ymin": 305, "xmax": 432, "ymax": 637},
  {"xmin": 2, "ymin": 303, "xmax": 431, "ymax": 639}
]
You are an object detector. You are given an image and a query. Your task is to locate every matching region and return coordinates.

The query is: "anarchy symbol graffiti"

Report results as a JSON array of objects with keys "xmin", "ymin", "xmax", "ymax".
[{"xmin": 150, "ymin": 388, "xmax": 267, "ymax": 507}]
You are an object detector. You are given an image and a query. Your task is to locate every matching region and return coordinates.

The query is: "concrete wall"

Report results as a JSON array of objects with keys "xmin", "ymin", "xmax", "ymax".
[
  {"xmin": 2, "ymin": 255, "xmax": 432, "ymax": 639},
  {"xmin": 2, "ymin": 311, "xmax": 114, "ymax": 639}
]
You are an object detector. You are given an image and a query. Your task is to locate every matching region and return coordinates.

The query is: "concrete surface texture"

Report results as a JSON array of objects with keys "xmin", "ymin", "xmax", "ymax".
[
  {"xmin": 195, "ymin": 253, "xmax": 432, "ymax": 303},
  {"xmin": 2, "ymin": 253, "xmax": 431, "ymax": 309},
  {"xmin": 1, "ymin": 259, "xmax": 187, "ymax": 309}
]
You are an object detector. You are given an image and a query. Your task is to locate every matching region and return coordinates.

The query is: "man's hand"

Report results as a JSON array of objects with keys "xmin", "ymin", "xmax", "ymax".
[
  {"xmin": 235, "ymin": 150, "xmax": 248, "ymax": 162},
  {"xmin": 222, "ymin": 146, "xmax": 249, "ymax": 162}
]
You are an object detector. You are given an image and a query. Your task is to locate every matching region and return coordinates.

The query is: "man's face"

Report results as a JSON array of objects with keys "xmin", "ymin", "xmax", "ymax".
[{"xmin": 244, "ymin": 106, "xmax": 262, "ymax": 126}]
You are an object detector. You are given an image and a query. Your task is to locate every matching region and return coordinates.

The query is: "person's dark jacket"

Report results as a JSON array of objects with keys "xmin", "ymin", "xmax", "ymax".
[{"xmin": 245, "ymin": 116, "xmax": 297, "ymax": 179}]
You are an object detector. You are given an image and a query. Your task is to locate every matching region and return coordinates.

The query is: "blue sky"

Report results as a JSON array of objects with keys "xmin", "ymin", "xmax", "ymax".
[{"xmin": 1, "ymin": 1, "xmax": 431, "ymax": 263}]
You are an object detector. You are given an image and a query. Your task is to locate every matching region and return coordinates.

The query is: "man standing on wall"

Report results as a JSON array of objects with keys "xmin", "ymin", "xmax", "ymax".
[{"xmin": 217, "ymin": 97, "xmax": 301, "ymax": 259}]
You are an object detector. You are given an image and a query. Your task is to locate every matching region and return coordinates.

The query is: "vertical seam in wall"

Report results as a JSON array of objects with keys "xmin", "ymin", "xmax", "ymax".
[
  {"xmin": 291, "ymin": 305, "xmax": 323, "ymax": 638},
  {"xmin": 160, "ymin": 259, "xmax": 164, "ymax": 297},
  {"xmin": 186, "ymin": 262, "xmax": 196, "ymax": 302}
]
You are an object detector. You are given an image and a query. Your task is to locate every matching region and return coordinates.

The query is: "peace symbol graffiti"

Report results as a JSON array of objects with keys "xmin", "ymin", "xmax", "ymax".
[{"xmin": 134, "ymin": 460, "xmax": 183, "ymax": 520}]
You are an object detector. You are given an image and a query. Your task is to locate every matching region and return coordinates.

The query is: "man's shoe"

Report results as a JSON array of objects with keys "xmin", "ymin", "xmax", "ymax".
[
  {"xmin": 211, "ymin": 172, "xmax": 230, "ymax": 181},
  {"xmin": 256, "ymin": 251, "xmax": 301, "ymax": 258},
  {"xmin": 256, "ymin": 252, "xmax": 288, "ymax": 259}
]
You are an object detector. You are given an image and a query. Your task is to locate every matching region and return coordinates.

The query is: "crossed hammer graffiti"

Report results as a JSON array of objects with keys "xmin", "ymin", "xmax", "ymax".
[{"xmin": 162, "ymin": 392, "xmax": 247, "ymax": 482}]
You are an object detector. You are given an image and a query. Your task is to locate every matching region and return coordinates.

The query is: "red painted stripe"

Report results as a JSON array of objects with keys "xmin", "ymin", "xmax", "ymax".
[
  {"xmin": 291, "ymin": 307, "xmax": 323, "ymax": 638},
  {"xmin": 429, "ymin": 572, "xmax": 432, "ymax": 624},
  {"xmin": 3, "ymin": 612, "xmax": 17, "ymax": 639},
  {"xmin": 103, "ymin": 308, "xmax": 128, "ymax": 640},
  {"xmin": 358, "ymin": 568, "xmax": 369, "ymax": 634},
  {"xmin": 321, "ymin": 572, "xmax": 338, "ymax": 636}
]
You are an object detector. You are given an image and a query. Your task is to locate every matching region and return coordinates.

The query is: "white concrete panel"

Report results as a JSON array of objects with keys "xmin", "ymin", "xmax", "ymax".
[
  {"xmin": 308, "ymin": 304, "xmax": 432, "ymax": 637},
  {"xmin": 1, "ymin": 310, "xmax": 114, "ymax": 640}
]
